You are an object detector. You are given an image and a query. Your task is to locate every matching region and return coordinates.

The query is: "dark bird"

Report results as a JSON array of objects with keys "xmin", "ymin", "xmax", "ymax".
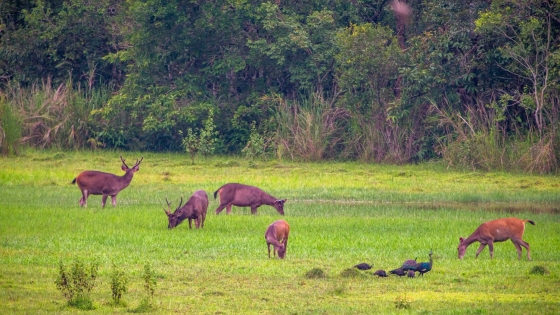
[
  {"xmin": 407, "ymin": 269, "xmax": 415, "ymax": 278},
  {"xmin": 415, "ymin": 250, "xmax": 433, "ymax": 276},
  {"xmin": 389, "ymin": 268, "xmax": 406, "ymax": 276},
  {"xmin": 373, "ymin": 269, "xmax": 388, "ymax": 277},
  {"xmin": 400, "ymin": 257, "xmax": 418, "ymax": 271},
  {"xmin": 354, "ymin": 263, "xmax": 373, "ymax": 270}
]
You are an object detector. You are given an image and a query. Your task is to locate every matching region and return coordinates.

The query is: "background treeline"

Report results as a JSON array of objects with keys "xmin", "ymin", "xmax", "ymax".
[{"xmin": 0, "ymin": 0, "xmax": 559, "ymax": 173}]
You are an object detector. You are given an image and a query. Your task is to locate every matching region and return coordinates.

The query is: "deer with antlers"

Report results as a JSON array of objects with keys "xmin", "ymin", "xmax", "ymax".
[
  {"xmin": 164, "ymin": 190, "xmax": 209, "ymax": 229},
  {"xmin": 72, "ymin": 156, "xmax": 143, "ymax": 208}
]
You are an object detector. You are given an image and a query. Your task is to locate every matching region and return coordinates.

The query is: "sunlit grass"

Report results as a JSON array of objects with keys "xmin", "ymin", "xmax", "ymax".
[{"xmin": 0, "ymin": 149, "xmax": 559, "ymax": 314}]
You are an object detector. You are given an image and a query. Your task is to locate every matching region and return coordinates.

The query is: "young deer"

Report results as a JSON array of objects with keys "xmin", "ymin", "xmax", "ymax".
[
  {"xmin": 72, "ymin": 156, "xmax": 143, "ymax": 208},
  {"xmin": 458, "ymin": 217, "xmax": 535, "ymax": 260},
  {"xmin": 264, "ymin": 220, "xmax": 290, "ymax": 259}
]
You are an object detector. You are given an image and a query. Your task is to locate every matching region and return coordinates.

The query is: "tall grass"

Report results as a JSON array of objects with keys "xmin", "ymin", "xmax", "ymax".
[
  {"xmin": 274, "ymin": 93, "xmax": 349, "ymax": 161},
  {"xmin": 0, "ymin": 96, "xmax": 22, "ymax": 155},
  {"xmin": 2, "ymin": 79, "xmax": 113, "ymax": 150}
]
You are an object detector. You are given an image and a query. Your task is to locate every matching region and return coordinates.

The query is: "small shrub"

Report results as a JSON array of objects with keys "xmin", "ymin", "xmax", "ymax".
[
  {"xmin": 54, "ymin": 258, "xmax": 99, "ymax": 309},
  {"xmin": 529, "ymin": 265, "xmax": 549, "ymax": 275},
  {"xmin": 395, "ymin": 293, "xmax": 411, "ymax": 309},
  {"xmin": 143, "ymin": 263, "xmax": 157, "ymax": 305},
  {"xmin": 305, "ymin": 268, "xmax": 326, "ymax": 279},
  {"xmin": 110, "ymin": 262, "xmax": 128, "ymax": 306},
  {"xmin": 181, "ymin": 109, "xmax": 218, "ymax": 164},
  {"xmin": 242, "ymin": 122, "xmax": 268, "ymax": 160}
]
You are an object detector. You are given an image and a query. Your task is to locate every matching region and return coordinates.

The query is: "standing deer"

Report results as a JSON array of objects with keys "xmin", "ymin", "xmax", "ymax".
[
  {"xmin": 264, "ymin": 220, "xmax": 290, "ymax": 259},
  {"xmin": 72, "ymin": 156, "xmax": 143, "ymax": 208},
  {"xmin": 458, "ymin": 218, "xmax": 535, "ymax": 260},
  {"xmin": 214, "ymin": 183, "xmax": 286, "ymax": 215},
  {"xmin": 164, "ymin": 190, "xmax": 209, "ymax": 229}
]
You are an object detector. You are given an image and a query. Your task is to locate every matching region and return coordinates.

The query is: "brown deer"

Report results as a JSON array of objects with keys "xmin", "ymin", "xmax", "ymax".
[
  {"xmin": 458, "ymin": 218, "xmax": 535, "ymax": 260},
  {"xmin": 164, "ymin": 190, "xmax": 209, "ymax": 229},
  {"xmin": 72, "ymin": 156, "xmax": 143, "ymax": 208},
  {"xmin": 264, "ymin": 220, "xmax": 290, "ymax": 259},
  {"xmin": 214, "ymin": 183, "xmax": 286, "ymax": 215}
]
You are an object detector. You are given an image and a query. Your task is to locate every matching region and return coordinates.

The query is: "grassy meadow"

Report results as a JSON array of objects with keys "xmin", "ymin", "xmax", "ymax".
[{"xmin": 1, "ymin": 150, "xmax": 559, "ymax": 314}]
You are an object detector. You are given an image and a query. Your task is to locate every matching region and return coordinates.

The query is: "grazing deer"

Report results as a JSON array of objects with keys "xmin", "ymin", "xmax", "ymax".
[
  {"xmin": 214, "ymin": 183, "xmax": 286, "ymax": 215},
  {"xmin": 164, "ymin": 190, "xmax": 209, "ymax": 229},
  {"xmin": 264, "ymin": 220, "xmax": 290, "ymax": 259},
  {"xmin": 72, "ymin": 156, "xmax": 143, "ymax": 207},
  {"xmin": 458, "ymin": 218, "xmax": 535, "ymax": 260}
]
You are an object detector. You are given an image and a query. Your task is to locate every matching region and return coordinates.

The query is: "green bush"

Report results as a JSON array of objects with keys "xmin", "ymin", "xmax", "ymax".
[
  {"xmin": 110, "ymin": 263, "xmax": 128, "ymax": 306},
  {"xmin": 54, "ymin": 258, "xmax": 99, "ymax": 310}
]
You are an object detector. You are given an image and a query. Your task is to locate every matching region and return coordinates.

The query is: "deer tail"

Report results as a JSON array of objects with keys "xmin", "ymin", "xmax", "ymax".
[
  {"xmin": 213, "ymin": 189, "xmax": 219, "ymax": 200},
  {"xmin": 71, "ymin": 178, "xmax": 77, "ymax": 185},
  {"xmin": 526, "ymin": 220, "xmax": 535, "ymax": 225}
]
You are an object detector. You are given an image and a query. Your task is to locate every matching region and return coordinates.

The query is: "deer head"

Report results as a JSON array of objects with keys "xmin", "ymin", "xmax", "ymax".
[{"xmin": 164, "ymin": 197, "xmax": 183, "ymax": 229}]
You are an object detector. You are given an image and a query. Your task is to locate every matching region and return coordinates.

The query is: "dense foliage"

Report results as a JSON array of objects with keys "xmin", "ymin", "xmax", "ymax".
[{"xmin": 1, "ymin": 0, "xmax": 559, "ymax": 171}]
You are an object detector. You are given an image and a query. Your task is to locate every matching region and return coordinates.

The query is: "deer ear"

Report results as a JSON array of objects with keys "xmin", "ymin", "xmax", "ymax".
[
  {"xmin": 459, "ymin": 237, "xmax": 465, "ymax": 243},
  {"xmin": 121, "ymin": 165, "xmax": 128, "ymax": 171}
]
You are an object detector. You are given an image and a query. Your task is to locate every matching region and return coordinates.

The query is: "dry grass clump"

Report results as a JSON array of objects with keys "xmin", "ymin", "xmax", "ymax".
[{"xmin": 305, "ymin": 268, "xmax": 326, "ymax": 279}]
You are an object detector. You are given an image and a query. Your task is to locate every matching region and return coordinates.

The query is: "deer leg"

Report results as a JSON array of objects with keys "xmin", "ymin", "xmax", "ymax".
[
  {"xmin": 188, "ymin": 218, "xmax": 193, "ymax": 229},
  {"xmin": 514, "ymin": 239, "xmax": 531, "ymax": 260},
  {"xmin": 111, "ymin": 195, "xmax": 117, "ymax": 207},
  {"xmin": 102, "ymin": 194, "xmax": 109, "ymax": 208},
  {"xmin": 267, "ymin": 243, "xmax": 271, "ymax": 258},
  {"xmin": 215, "ymin": 203, "xmax": 227, "ymax": 214},
  {"xmin": 80, "ymin": 190, "xmax": 88, "ymax": 207},
  {"xmin": 251, "ymin": 206, "xmax": 258, "ymax": 215},
  {"xmin": 512, "ymin": 241, "xmax": 523, "ymax": 260},
  {"xmin": 475, "ymin": 243, "xmax": 487, "ymax": 258},
  {"xmin": 201, "ymin": 213, "xmax": 206, "ymax": 228},
  {"xmin": 488, "ymin": 241, "xmax": 495, "ymax": 259},
  {"xmin": 226, "ymin": 204, "xmax": 233, "ymax": 214}
]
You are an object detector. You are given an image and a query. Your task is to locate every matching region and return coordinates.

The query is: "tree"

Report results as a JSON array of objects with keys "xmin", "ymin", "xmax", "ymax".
[{"xmin": 475, "ymin": 0, "xmax": 560, "ymax": 135}]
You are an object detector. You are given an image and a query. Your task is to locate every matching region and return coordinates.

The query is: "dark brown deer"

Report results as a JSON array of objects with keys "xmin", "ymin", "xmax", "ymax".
[
  {"xmin": 72, "ymin": 156, "xmax": 143, "ymax": 208},
  {"xmin": 164, "ymin": 190, "xmax": 209, "ymax": 229},
  {"xmin": 458, "ymin": 218, "xmax": 535, "ymax": 260},
  {"xmin": 214, "ymin": 183, "xmax": 286, "ymax": 215},
  {"xmin": 264, "ymin": 220, "xmax": 290, "ymax": 259}
]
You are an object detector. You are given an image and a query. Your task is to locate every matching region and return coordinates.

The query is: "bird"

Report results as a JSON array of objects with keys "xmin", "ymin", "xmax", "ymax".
[
  {"xmin": 389, "ymin": 268, "xmax": 406, "ymax": 276},
  {"xmin": 354, "ymin": 263, "xmax": 373, "ymax": 270},
  {"xmin": 407, "ymin": 269, "xmax": 415, "ymax": 278},
  {"xmin": 415, "ymin": 250, "xmax": 433, "ymax": 276},
  {"xmin": 373, "ymin": 269, "xmax": 388, "ymax": 277},
  {"xmin": 399, "ymin": 257, "xmax": 418, "ymax": 271}
]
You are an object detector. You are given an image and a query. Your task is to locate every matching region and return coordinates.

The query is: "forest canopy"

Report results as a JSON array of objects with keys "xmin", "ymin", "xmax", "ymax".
[{"xmin": 1, "ymin": 0, "xmax": 559, "ymax": 173}]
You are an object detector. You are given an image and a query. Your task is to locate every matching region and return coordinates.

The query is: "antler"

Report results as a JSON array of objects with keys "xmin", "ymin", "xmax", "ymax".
[
  {"xmin": 133, "ymin": 157, "xmax": 144, "ymax": 168},
  {"xmin": 164, "ymin": 197, "xmax": 172, "ymax": 215},
  {"xmin": 120, "ymin": 155, "xmax": 129, "ymax": 168},
  {"xmin": 176, "ymin": 196, "xmax": 183, "ymax": 211}
]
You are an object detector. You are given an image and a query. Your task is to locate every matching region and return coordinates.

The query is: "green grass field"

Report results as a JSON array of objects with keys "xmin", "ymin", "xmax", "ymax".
[{"xmin": 1, "ymin": 150, "xmax": 559, "ymax": 314}]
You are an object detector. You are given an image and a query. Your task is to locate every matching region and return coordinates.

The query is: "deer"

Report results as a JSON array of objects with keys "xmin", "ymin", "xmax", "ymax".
[
  {"xmin": 164, "ymin": 190, "xmax": 209, "ymax": 229},
  {"xmin": 214, "ymin": 183, "xmax": 286, "ymax": 215},
  {"xmin": 458, "ymin": 217, "xmax": 535, "ymax": 260},
  {"xmin": 264, "ymin": 220, "xmax": 290, "ymax": 259},
  {"xmin": 72, "ymin": 156, "xmax": 143, "ymax": 208}
]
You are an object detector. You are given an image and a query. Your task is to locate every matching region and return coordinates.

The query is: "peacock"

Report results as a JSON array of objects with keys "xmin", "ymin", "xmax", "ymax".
[
  {"xmin": 373, "ymin": 269, "xmax": 388, "ymax": 277},
  {"xmin": 389, "ymin": 268, "xmax": 406, "ymax": 276},
  {"xmin": 415, "ymin": 250, "xmax": 433, "ymax": 276},
  {"xmin": 399, "ymin": 257, "xmax": 418, "ymax": 271},
  {"xmin": 354, "ymin": 263, "xmax": 373, "ymax": 271}
]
